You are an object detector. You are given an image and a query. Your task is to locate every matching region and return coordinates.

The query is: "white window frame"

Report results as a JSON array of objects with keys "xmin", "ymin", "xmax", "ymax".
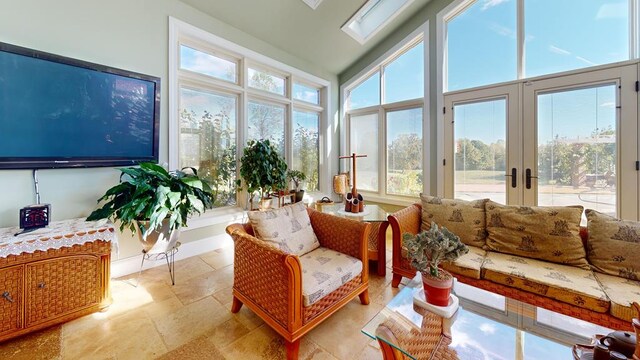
[
  {"xmin": 169, "ymin": 17, "xmax": 330, "ymax": 221},
  {"xmin": 340, "ymin": 21, "xmax": 429, "ymax": 206},
  {"xmin": 436, "ymin": 0, "xmax": 640, "ymax": 197}
]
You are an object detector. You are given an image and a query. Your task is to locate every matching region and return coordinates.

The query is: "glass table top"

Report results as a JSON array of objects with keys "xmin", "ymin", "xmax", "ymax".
[
  {"xmin": 362, "ymin": 273, "xmax": 611, "ymax": 360},
  {"xmin": 317, "ymin": 203, "xmax": 388, "ymax": 222}
]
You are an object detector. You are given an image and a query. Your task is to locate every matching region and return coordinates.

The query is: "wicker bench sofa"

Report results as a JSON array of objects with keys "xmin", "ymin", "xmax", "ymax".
[{"xmin": 389, "ymin": 197, "xmax": 640, "ymax": 331}]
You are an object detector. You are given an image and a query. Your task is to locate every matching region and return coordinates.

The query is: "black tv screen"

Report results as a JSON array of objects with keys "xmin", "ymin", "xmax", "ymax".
[{"xmin": 0, "ymin": 42, "xmax": 160, "ymax": 169}]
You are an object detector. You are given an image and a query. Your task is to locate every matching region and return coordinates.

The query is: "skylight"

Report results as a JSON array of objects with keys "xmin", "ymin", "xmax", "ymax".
[
  {"xmin": 342, "ymin": 0, "xmax": 415, "ymax": 44},
  {"xmin": 302, "ymin": 0, "xmax": 324, "ymax": 10}
]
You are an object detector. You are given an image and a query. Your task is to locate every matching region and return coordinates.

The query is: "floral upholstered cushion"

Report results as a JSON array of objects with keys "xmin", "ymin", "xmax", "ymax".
[
  {"xmin": 586, "ymin": 209, "xmax": 640, "ymax": 281},
  {"xmin": 594, "ymin": 272, "xmax": 640, "ymax": 321},
  {"xmin": 247, "ymin": 202, "xmax": 320, "ymax": 256},
  {"xmin": 299, "ymin": 247, "xmax": 362, "ymax": 307},
  {"xmin": 485, "ymin": 201, "xmax": 589, "ymax": 268},
  {"xmin": 482, "ymin": 252, "xmax": 610, "ymax": 312},
  {"xmin": 440, "ymin": 245, "xmax": 486, "ymax": 280},
  {"xmin": 420, "ymin": 195, "xmax": 489, "ymax": 248}
]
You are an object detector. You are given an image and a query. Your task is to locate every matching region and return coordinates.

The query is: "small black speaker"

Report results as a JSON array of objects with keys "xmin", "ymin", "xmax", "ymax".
[{"xmin": 19, "ymin": 204, "xmax": 51, "ymax": 230}]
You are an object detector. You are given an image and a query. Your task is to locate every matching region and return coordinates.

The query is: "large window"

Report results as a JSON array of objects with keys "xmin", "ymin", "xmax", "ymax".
[
  {"xmin": 445, "ymin": 0, "xmax": 633, "ymax": 92},
  {"xmin": 344, "ymin": 35, "xmax": 425, "ymax": 199},
  {"xmin": 172, "ymin": 22, "xmax": 327, "ymax": 209}
]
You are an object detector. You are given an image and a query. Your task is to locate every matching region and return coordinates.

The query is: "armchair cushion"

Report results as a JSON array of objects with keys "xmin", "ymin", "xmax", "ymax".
[
  {"xmin": 586, "ymin": 209, "xmax": 640, "ymax": 281},
  {"xmin": 248, "ymin": 202, "xmax": 320, "ymax": 256},
  {"xmin": 420, "ymin": 195, "xmax": 489, "ymax": 248},
  {"xmin": 300, "ymin": 247, "xmax": 363, "ymax": 307}
]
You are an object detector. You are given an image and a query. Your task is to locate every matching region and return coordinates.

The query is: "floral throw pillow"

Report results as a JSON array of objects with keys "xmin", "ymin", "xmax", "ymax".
[{"xmin": 248, "ymin": 202, "xmax": 319, "ymax": 256}]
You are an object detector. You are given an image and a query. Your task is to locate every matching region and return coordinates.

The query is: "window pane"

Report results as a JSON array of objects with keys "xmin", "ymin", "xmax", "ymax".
[
  {"xmin": 384, "ymin": 42, "xmax": 424, "ymax": 104},
  {"xmin": 537, "ymin": 85, "xmax": 617, "ymax": 217},
  {"xmin": 179, "ymin": 45, "xmax": 237, "ymax": 83},
  {"xmin": 179, "ymin": 87, "xmax": 237, "ymax": 207},
  {"xmin": 293, "ymin": 82, "xmax": 320, "ymax": 104},
  {"xmin": 446, "ymin": 0, "xmax": 517, "ymax": 91},
  {"xmin": 350, "ymin": 113, "xmax": 378, "ymax": 191},
  {"xmin": 247, "ymin": 100, "xmax": 285, "ymax": 157},
  {"xmin": 454, "ymin": 99, "xmax": 507, "ymax": 204},
  {"xmin": 349, "ymin": 72, "xmax": 380, "ymax": 110},
  {"xmin": 248, "ymin": 68, "xmax": 286, "ymax": 96},
  {"xmin": 387, "ymin": 108, "xmax": 422, "ymax": 196},
  {"xmin": 525, "ymin": 0, "xmax": 629, "ymax": 78},
  {"xmin": 292, "ymin": 110, "xmax": 319, "ymax": 191},
  {"xmin": 523, "ymin": 333, "xmax": 572, "ymax": 359}
]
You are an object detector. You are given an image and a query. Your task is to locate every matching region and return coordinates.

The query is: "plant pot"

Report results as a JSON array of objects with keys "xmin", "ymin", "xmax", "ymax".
[
  {"xmin": 422, "ymin": 270, "xmax": 454, "ymax": 307},
  {"xmin": 294, "ymin": 190, "xmax": 305, "ymax": 203},
  {"xmin": 260, "ymin": 198, "xmax": 273, "ymax": 210},
  {"xmin": 134, "ymin": 219, "xmax": 180, "ymax": 255}
]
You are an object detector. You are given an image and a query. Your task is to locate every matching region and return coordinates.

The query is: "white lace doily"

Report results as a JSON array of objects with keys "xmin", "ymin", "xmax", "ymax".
[{"xmin": 0, "ymin": 218, "xmax": 118, "ymax": 258}]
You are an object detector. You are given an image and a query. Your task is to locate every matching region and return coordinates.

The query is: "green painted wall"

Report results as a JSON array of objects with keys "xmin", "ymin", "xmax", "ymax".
[
  {"xmin": 0, "ymin": 0, "xmax": 339, "ymax": 259},
  {"xmin": 339, "ymin": 0, "xmax": 454, "ymax": 196}
]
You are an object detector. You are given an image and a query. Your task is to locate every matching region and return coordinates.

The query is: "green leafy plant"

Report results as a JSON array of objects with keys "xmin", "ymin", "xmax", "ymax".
[
  {"xmin": 236, "ymin": 139, "xmax": 288, "ymax": 200},
  {"xmin": 86, "ymin": 162, "xmax": 214, "ymax": 238},
  {"xmin": 287, "ymin": 170, "xmax": 307, "ymax": 191},
  {"xmin": 402, "ymin": 222, "xmax": 469, "ymax": 278}
]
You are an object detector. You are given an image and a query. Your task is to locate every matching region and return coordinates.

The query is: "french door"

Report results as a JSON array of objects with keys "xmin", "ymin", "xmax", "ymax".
[{"xmin": 444, "ymin": 64, "xmax": 639, "ymax": 219}]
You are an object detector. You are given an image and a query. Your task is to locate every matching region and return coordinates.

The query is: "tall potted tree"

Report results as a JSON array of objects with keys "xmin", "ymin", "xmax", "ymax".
[
  {"xmin": 287, "ymin": 170, "xmax": 307, "ymax": 203},
  {"xmin": 87, "ymin": 162, "xmax": 214, "ymax": 254},
  {"xmin": 402, "ymin": 222, "xmax": 468, "ymax": 306},
  {"xmin": 237, "ymin": 139, "xmax": 288, "ymax": 210}
]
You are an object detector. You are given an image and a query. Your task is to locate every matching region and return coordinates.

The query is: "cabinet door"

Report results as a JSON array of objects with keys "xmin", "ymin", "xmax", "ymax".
[
  {"xmin": 0, "ymin": 265, "xmax": 24, "ymax": 336},
  {"xmin": 25, "ymin": 256, "xmax": 100, "ymax": 327}
]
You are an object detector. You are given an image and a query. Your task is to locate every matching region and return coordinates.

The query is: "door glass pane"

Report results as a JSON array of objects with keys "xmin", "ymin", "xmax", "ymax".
[
  {"xmin": 350, "ymin": 113, "xmax": 378, "ymax": 191},
  {"xmin": 446, "ymin": 0, "xmax": 517, "ymax": 91},
  {"xmin": 292, "ymin": 110, "xmax": 319, "ymax": 191},
  {"xmin": 523, "ymin": 333, "xmax": 573, "ymax": 359},
  {"xmin": 179, "ymin": 45, "xmax": 237, "ymax": 83},
  {"xmin": 387, "ymin": 108, "xmax": 422, "ymax": 196},
  {"xmin": 179, "ymin": 87, "xmax": 236, "ymax": 207},
  {"xmin": 525, "ymin": 0, "xmax": 629, "ymax": 78},
  {"xmin": 293, "ymin": 82, "xmax": 320, "ymax": 104},
  {"xmin": 349, "ymin": 72, "xmax": 380, "ymax": 110},
  {"xmin": 247, "ymin": 100, "xmax": 285, "ymax": 156},
  {"xmin": 454, "ymin": 99, "xmax": 507, "ymax": 203},
  {"xmin": 383, "ymin": 42, "xmax": 424, "ymax": 104},
  {"xmin": 248, "ymin": 68, "xmax": 286, "ymax": 96},
  {"xmin": 537, "ymin": 84, "xmax": 617, "ymax": 216}
]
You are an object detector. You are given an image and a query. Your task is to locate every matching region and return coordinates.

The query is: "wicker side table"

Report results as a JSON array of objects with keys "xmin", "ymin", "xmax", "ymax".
[{"xmin": 0, "ymin": 219, "xmax": 115, "ymax": 342}]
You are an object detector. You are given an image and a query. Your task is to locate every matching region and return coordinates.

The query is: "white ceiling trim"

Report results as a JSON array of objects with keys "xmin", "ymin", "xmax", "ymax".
[{"xmin": 302, "ymin": 0, "xmax": 324, "ymax": 10}]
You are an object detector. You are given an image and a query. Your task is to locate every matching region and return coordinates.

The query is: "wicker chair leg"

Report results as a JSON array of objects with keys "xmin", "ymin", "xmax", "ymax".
[
  {"xmin": 231, "ymin": 295, "xmax": 243, "ymax": 313},
  {"xmin": 359, "ymin": 289, "xmax": 370, "ymax": 305},
  {"xmin": 286, "ymin": 339, "xmax": 301, "ymax": 360},
  {"xmin": 391, "ymin": 273, "xmax": 403, "ymax": 288}
]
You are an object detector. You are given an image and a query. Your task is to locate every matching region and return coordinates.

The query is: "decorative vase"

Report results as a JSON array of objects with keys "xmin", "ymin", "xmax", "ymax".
[
  {"xmin": 422, "ymin": 269, "xmax": 454, "ymax": 307},
  {"xmin": 134, "ymin": 219, "xmax": 180, "ymax": 255}
]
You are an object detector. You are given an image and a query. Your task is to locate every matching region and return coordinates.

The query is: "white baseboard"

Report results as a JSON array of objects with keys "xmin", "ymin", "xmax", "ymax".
[{"xmin": 110, "ymin": 233, "xmax": 231, "ymax": 279}]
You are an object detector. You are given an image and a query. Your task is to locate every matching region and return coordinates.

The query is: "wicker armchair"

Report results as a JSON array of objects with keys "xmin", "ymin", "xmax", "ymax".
[
  {"xmin": 388, "ymin": 203, "xmax": 422, "ymax": 288},
  {"xmin": 226, "ymin": 208, "xmax": 371, "ymax": 360}
]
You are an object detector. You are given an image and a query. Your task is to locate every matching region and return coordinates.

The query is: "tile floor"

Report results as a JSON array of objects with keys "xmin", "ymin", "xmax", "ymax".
[{"xmin": 0, "ymin": 234, "xmax": 401, "ymax": 359}]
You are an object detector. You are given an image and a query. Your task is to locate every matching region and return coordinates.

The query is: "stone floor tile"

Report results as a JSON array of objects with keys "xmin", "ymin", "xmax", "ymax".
[
  {"xmin": 0, "ymin": 325, "xmax": 62, "ymax": 360},
  {"xmin": 170, "ymin": 265, "xmax": 233, "ymax": 305},
  {"xmin": 200, "ymin": 246, "xmax": 234, "ymax": 270}
]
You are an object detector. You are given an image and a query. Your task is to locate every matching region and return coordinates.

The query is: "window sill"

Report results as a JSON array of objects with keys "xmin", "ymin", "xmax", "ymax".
[{"xmin": 185, "ymin": 206, "xmax": 246, "ymax": 231}]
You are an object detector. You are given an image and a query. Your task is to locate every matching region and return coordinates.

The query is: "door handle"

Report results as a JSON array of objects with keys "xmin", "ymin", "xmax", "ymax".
[
  {"xmin": 525, "ymin": 168, "xmax": 537, "ymax": 189},
  {"xmin": 2, "ymin": 291, "xmax": 14, "ymax": 303},
  {"xmin": 508, "ymin": 168, "xmax": 517, "ymax": 188}
]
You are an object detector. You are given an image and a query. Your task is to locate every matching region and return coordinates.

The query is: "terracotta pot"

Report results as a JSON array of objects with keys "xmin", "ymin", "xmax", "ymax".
[
  {"xmin": 259, "ymin": 198, "xmax": 273, "ymax": 210},
  {"xmin": 633, "ymin": 302, "xmax": 640, "ymax": 360},
  {"xmin": 134, "ymin": 219, "xmax": 180, "ymax": 255},
  {"xmin": 357, "ymin": 193, "xmax": 364, "ymax": 212},
  {"xmin": 422, "ymin": 270, "xmax": 454, "ymax": 307},
  {"xmin": 351, "ymin": 198, "xmax": 360, "ymax": 213}
]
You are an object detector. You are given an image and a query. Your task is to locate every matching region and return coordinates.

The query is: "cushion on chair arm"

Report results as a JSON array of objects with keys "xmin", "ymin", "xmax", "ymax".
[
  {"xmin": 225, "ymin": 223, "xmax": 254, "ymax": 237},
  {"xmin": 388, "ymin": 203, "xmax": 422, "ymax": 242},
  {"xmin": 307, "ymin": 208, "xmax": 370, "ymax": 262},
  {"xmin": 227, "ymin": 226, "xmax": 303, "ymax": 330}
]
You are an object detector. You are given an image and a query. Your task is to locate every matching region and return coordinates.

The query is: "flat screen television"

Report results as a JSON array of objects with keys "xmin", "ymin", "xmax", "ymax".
[{"xmin": 0, "ymin": 42, "xmax": 160, "ymax": 169}]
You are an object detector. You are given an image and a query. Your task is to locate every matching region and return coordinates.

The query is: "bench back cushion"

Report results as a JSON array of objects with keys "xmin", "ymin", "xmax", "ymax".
[
  {"xmin": 420, "ymin": 195, "xmax": 489, "ymax": 248},
  {"xmin": 485, "ymin": 200, "xmax": 589, "ymax": 268},
  {"xmin": 248, "ymin": 202, "xmax": 320, "ymax": 256},
  {"xmin": 586, "ymin": 209, "xmax": 640, "ymax": 280}
]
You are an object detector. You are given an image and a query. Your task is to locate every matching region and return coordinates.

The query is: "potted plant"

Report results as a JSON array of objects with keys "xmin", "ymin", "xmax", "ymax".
[
  {"xmin": 402, "ymin": 222, "xmax": 468, "ymax": 306},
  {"xmin": 86, "ymin": 162, "xmax": 214, "ymax": 254},
  {"xmin": 236, "ymin": 139, "xmax": 287, "ymax": 210},
  {"xmin": 287, "ymin": 170, "xmax": 307, "ymax": 203}
]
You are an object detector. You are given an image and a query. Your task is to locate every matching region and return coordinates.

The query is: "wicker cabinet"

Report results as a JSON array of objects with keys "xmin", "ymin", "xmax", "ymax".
[{"xmin": 0, "ymin": 220, "xmax": 115, "ymax": 343}]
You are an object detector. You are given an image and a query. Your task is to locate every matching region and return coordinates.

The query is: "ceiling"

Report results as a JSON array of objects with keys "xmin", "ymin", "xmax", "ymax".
[{"xmin": 179, "ymin": 0, "xmax": 431, "ymax": 75}]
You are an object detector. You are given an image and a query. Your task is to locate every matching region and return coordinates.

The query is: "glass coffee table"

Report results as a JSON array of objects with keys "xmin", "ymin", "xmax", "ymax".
[
  {"xmin": 362, "ymin": 273, "xmax": 611, "ymax": 360},
  {"xmin": 317, "ymin": 203, "xmax": 389, "ymax": 275}
]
